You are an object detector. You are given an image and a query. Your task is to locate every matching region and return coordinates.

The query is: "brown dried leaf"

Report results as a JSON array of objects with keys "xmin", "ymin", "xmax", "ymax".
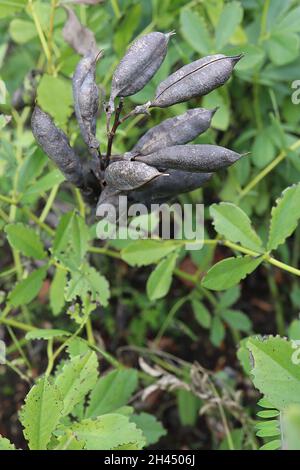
[{"xmin": 62, "ymin": 7, "xmax": 98, "ymax": 56}]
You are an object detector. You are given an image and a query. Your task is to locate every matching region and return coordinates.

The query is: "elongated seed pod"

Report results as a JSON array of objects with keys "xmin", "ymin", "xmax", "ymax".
[
  {"xmin": 131, "ymin": 108, "xmax": 217, "ymax": 156},
  {"xmin": 108, "ymin": 32, "xmax": 173, "ymax": 112},
  {"xmin": 132, "ymin": 169, "xmax": 212, "ymax": 205},
  {"xmin": 31, "ymin": 106, "xmax": 84, "ymax": 187},
  {"xmin": 135, "ymin": 145, "xmax": 242, "ymax": 172},
  {"xmin": 151, "ymin": 54, "xmax": 242, "ymax": 108},
  {"xmin": 73, "ymin": 52, "xmax": 101, "ymax": 151},
  {"xmin": 105, "ymin": 161, "xmax": 164, "ymax": 191}
]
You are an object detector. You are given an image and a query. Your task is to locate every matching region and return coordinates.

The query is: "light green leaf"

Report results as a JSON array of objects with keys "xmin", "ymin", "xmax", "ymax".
[
  {"xmin": 146, "ymin": 252, "xmax": 178, "ymax": 301},
  {"xmin": 177, "ymin": 389, "xmax": 201, "ymax": 426},
  {"xmin": 210, "ymin": 317, "xmax": 225, "ymax": 347},
  {"xmin": 266, "ymin": 31, "xmax": 300, "ymax": 66},
  {"xmin": 0, "ymin": 0, "xmax": 26, "ymax": 18},
  {"xmin": 131, "ymin": 413, "xmax": 166, "ymax": 446},
  {"xmin": 257, "ymin": 409, "xmax": 280, "ymax": 418},
  {"xmin": 180, "ymin": 9, "xmax": 212, "ymax": 54},
  {"xmin": 70, "ymin": 414, "xmax": 145, "ymax": 450},
  {"xmin": 9, "ymin": 265, "xmax": 48, "ymax": 307},
  {"xmin": 252, "ymin": 129, "xmax": 276, "ymax": 168},
  {"xmin": 268, "ymin": 183, "xmax": 300, "ymax": 251},
  {"xmin": 55, "ymin": 351, "xmax": 98, "ymax": 417},
  {"xmin": 191, "ymin": 299, "xmax": 211, "ymax": 329},
  {"xmin": 9, "ymin": 19, "xmax": 36, "ymax": 44},
  {"xmin": 282, "ymin": 405, "xmax": 300, "ymax": 450},
  {"xmin": 0, "ymin": 436, "xmax": 16, "ymax": 450},
  {"xmin": 86, "ymin": 368, "xmax": 138, "ymax": 418},
  {"xmin": 37, "ymin": 74, "xmax": 73, "ymax": 129},
  {"xmin": 202, "ymin": 90, "xmax": 230, "ymax": 131},
  {"xmin": 22, "ymin": 169, "xmax": 65, "ymax": 201},
  {"xmin": 215, "ymin": 1, "xmax": 243, "ymax": 49},
  {"xmin": 26, "ymin": 329, "xmax": 71, "ymax": 341},
  {"xmin": 5, "ymin": 223, "xmax": 47, "ymax": 259},
  {"xmin": 218, "ymin": 286, "xmax": 240, "ymax": 309},
  {"xmin": 210, "ymin": 203, "xmax": 263, "ymax": 252},
  {"xmin": 65, "ymin": 264, "xmax": 110, "ymax": 307},
  {"xmin": 50, "ymin": 267, "xmax": 67, "ymax": 316},
  {"xmin": 221, "ymin": 309, "xmax": 252, "ymax": 332},
  {"xmin": 277, "ymin": 6, "xmax": 300, "ymax": 33},
  {"xmin": 19, "ymin": 376, "xmax": 63, "ymax": 450},
  {"xmin": 52, "ymin": 211, "xmax": 74, "ymax": 255},
  {"xmin": 202, "ymin": 256, "xmax": 262, "ymax": 291},
  {"xmin": 260, "ymin": 439, "xmax": 281, "ymax": 450},
  {"xmin": 121, "ymin": 240, "xmax": 179, "ymax": 267},
  {"xmin": 246, "ymin": 336, "xmax": 300, "ymax": 410},
  {"xmin": 71, "ymin": 213, "xmax": 89, "ymax": 262}
]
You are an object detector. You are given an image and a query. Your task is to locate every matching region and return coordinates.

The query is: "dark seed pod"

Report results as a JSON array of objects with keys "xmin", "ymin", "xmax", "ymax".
[
  {"xmin": 31, "ymin": 106, "xmax": 84, "ymax": 187},
  {"xmin": 104, "ymin": 161, "xmax": 164, "ymax": 191},
  {"xmin": 63, "ymin": 6, "xmax": 98, "ymax": 56},
  {"xmin": 131, "ymin": 108, "xmax": 217, "ymax": 156},
  {"xmin": 73, "ymin": 52, "xmax": 101, "ymax": 150},
  {"xmin": 132, "ymin": 170, "xmax": 212, "ymax": 205},
  {"xmin": 108, "ymin": 32, "xmax": 174, "ymax": 112},
  {"xmin": 151, "ymin": 54, "xmax": 242, "ymax": 108},
  {"xmin": 135, "ymin": 144, "xmax": 242, "ymax": 172}
]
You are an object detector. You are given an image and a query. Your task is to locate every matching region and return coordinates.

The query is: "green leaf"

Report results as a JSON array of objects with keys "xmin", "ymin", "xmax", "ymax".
[
  {"xmin": 131, "ymin": 413, "xmax": 166, "ymax": 446},
  {"xmin": 37, "ymin": 74, "xmax": 73, "ymax": 129},
  {"xmin": 22, "ymin": 169, "xmax": 65, "ymax": 201},
  {"xmin": 146, "ymin": 252, "xmax": 178, "ymax": 301},
  {"xmin": 71, "ymin": 213, "xmax": 89, "ymax": 262},
  {"xmin": 202, "ymin": 256, "xmax": 262, "ymax": 291},
  {"xmin": 266, "ymin": 32, "xmax": 300, "ymax": 66},
  {"xmin": 281, "ymin": 404, "xmax": 300, "ymax": 450},
  {"xmin": 260, "ymin": 439, "xmax": 281, "ymax": 450},
  {"xmin": 252, "ymin": 128, "xmax": 276, "ymax": 168},
  {"xmin": 218, "ymin": 286, "xmax": 240, "ymax": 309},
  {"xmin": 52, "ymin": 211, "xmax": 74, "ymax": 255},
  {"xmin": 50, "ymin": 267, "xmax": 67, "ymax": 316},
  {"xmin": 5, "ymin": 223, "xmax": 47, "ymax": 259},
  {"xmin": 19, "ymin": 376, "xmax": 63, "ymax": 450},
  {"xmin": 210, "ymin": 317, "xmax": 225, "ymax": 347},
  {"xmin": 215, "ymin": 1, "xmax": 243, "ymax": 49},
  {"xmin": 0, "ymin": 436, "xmax": 16, "ymax": 450},
  {"xmin": 257, "ymin": 410, "xmax": 280, "ymax": 418},
  {"xmin": 9, "ymin": 19, "xmax": 36, "ymax": 44},
  {"xmin": 246, "ymin": 336, "xmax": 300, "ymax": 410},
  {"xmin": 221, "ymin": 309, "xmax": 252, "ymax": 332},
  {"xmin": 267, "ymin": 183, "xmax": 300, "ymax": 251},
  {"xmin": 55, "ymin": 352, "xmax": 98, "ymax": 417},
  {"xmin": 177, "ymin": 389, "xmax": 201, "ymax": 426},
  {"xmin": 210, "ymin": 203, "xmax": 263, "ymax": 252},
  {"xmin": 9, "ymin": 265, "xmax": 48, "ymax": 307},
  {"xmin": 202, "ymin": 90, "xmax": 230, "ymax": 131},
  {"xmin": 121, "ymin": 240, "xmax": 179, "ymax": 267},
  {"xmin": 25, "ymin": 329, "xmax": 71, "ymax": 341},
  {"xmin": 277, "ymin": 6, "xmax": 300, "ymax": 33},
  {"xmin": 70, "ymin": 414, "xmax": 145, "ymax": 450},
  {"xmin": 180, "ymin": 9, "xmax": 212, "ymax": 55},
  {"xmin": 191, "ymin": 300, "xmax": 211, "ymax": 329},
  {"xmin": 86, "ymin": 369, "xmax": 138, "ymax": 418},
  {"xmin": 0, "ymin": 0, "xmax": 26, "ymax": 18},
  {"xmin": 65, "ymin": 264, "xmax": 110, "ymax": 307}
]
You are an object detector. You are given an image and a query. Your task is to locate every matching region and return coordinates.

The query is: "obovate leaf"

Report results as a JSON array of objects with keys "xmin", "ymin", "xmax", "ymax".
[
  {"xmin": 70, "ymin": 414, "xmax": 145, "ymax": 450},
  {"xmin": 202, "ymin": 256, "xmax": 262, "ymax": 291},
  {"xmin": 121, "ymin": 240, "xmax": 179, "ymax": 267},
  {"xmin": 9, "ymin": 265, "xmax": 48, "ymax": 307},
  {"xmin": 215, "ymin": 1, "xmax": 243, "ymax": 49},
  {"xmin": 146, "ymin": 251, "xmax": 178, "ymax": 301},
  {"xmin": 267, "ymin": 183, "xmax": 300, "ymax": 251},
  {"xmin": 210, "ymin": 203, "xmax": 263, "ymax": 252},
  {"xmin": 246, "ymin": 336, "xmax": 300, "ymax": 410},
  {"xmin": 180, "ymin": 9, "xmax": 212, "ymax": 55},
  {"xmin": 19, "ymin": 376, "xmax": 63, "ymax": 450},
  {"xmin": 5, "ymin": 223, "xmax": 47, "ymax": 259},
  {"xmin": 55, "ymin": 351, "xmax": 98, "ymax": 417},
  {"xmin": 130, "ymin": 413, "xmax": 166, "ymax": 446},
  {"xmin": 50, "ymin": 266, "xmax": 67, "ymax": 316},
  {"xmin": 86, "ymin": 368, "xmax": 138, "ymax": 418}
]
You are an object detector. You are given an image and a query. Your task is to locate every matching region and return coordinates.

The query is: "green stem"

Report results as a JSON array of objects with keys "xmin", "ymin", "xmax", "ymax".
[
  {"xmin": 39, "ymin": 184, "xmax": 59, "ymax": 223},
  {"xmin": 28, "ymin": 0, "xmax": 52, "ymax": 66},
  {"xmin": 154, "ymin": 296, "xmax": 190, "ymax": 344},
  {"xmin": 111, "ymin": 0, "xmax": 121, "ymax": 18},
  {"xmin": 0, "ymin": 317, "xmax": 36, "ymax": 332}
]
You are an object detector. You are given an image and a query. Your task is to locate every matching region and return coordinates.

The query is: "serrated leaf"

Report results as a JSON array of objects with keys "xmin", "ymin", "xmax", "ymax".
[
  {"xmin": 0, "ymin": 436, "xmax": 16, "ymax": 450},
  {"xmin": 130, "ymin": 413, "xmax": 166, "ymax": 446},
  {"xmin": 26, "ymin": 329, "xmax": 71, "ymax": 341},
  {"xmin": 86, "ymin": 369, "xmax": 138, "ymax": 418},
  {"xmin": 267, "ymin": 183, "xmax": 300, "ymax": 251},
  {"xmin": 121, "ymin": 240, "xmax": 179, "ymax": 267},
  {"xmin": 202, "ymin": 256, "xmax": 262, "ymax": 291},
  {"xmin": 191, "ymin": 300, "xmax": 211, "ymax": 329},
  {"xmin": 70, "ymin": 414, "xmax": 145, "ymax": 450},
  {"xmin": 180, "ymin": 9, "xmax": 212, "ymax": 54},
  {"xmin": 19, "ymin": 376, "xmax": 63, "ymax": 450},
  {"xmin": 55, "ymin": 351, "xmax": 98, "ymax": 417},
  {"xmin": 146, "ymin": 252, "xmax": 177, "ymax": 301},
  {"xmin": 50, "ymin": 267, "xmax": 67, "ymax": 316},
  {"xmin": 5, "ymin": 223, "xmax": 47, "ymax": 259},
  {"xmin": 215, "ymin": 1, "xmax": 243, "ymax": 49},
  {"xmin": 246, "ymin": 336, "xmax": 300, "ymax": 410},
  {"xmin": 210, "ymin": 203, "xmax": 263, "ymax": 252},
  {"xmin": 65, "ymin": 265, "xmax": 110, "ymax": 306},
  {"xmin": 9, "ymin": 265, "xmax": 48, "ymax": 307}
]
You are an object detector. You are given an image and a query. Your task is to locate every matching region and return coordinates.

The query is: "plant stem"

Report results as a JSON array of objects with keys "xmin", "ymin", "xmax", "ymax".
[
  {"xmin": 111, "ymin": 0, "xmax": 121, "ymax": 18},
  {"xmin": 28, "ymin": 0, "xmax": 52, "ymax": 67},
  {"xmin": 39, "ymin": 184, "xmax": 59, "ymax": 223},
  {"xmin": 154, "ymin": 296, "xmax": 189, "ymax": 344},
  {"xmin": 0, "ymin": 317, "xmax": 36, "ymax": 332}
]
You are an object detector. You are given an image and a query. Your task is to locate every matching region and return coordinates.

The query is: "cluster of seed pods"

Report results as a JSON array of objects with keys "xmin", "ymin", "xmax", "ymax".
[{"xmin": 31, "ymin": 30, "xmax": 244, "ymax": 218}]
